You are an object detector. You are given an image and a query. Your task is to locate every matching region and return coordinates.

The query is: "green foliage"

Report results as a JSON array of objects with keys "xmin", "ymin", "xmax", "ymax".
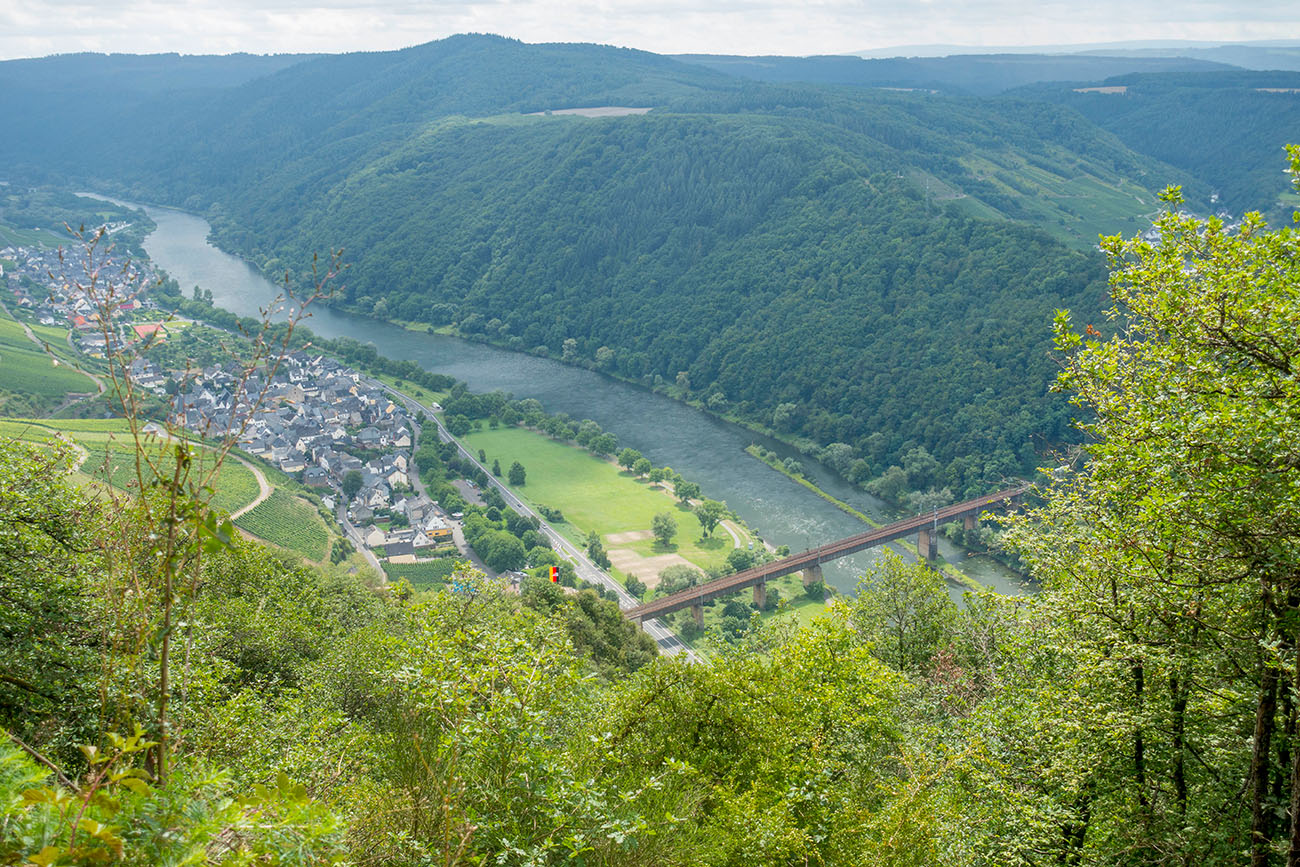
[
  {"xmin": 0, "ymin": 439, "xmax": 101, "ymax": 754},
  {"xmin": 673, "ymin": 478, "xmax": 701, "ymax": 504},
  {"xmin": 694, "ymin": 498, "xmax": 726, "ymax": 537},
  {"xmin": 474, "ymin": 528, "xmax": 527, "ymax": 573},
  {"xmin": 340, "ymin": 469, "xmax": 362, "ymax": 498},
  {"xmin": 651, "ymin": 510, "xmax": 677, "ymax": 546},
  {"xmin": 977, "ymin": 153, "xmax": 1300, "ymax": 862},
  {"xmin": 849, "ymin": 553, "xmax": 958, "ymax": 675},
  {"xmin": 599, "ymin": 615, "xmax": 906, "ymax": 864},
  {"xmin": 657, "ymin": 564, "xmax": 703, "ymax": 595},
  {"xmin": 724, "ymin": 547, "xmax": 756, "ymax": 574},
  {"xmin": 233, "ymin": 489, "xmax": 331, "ymax": 561},
  {"xmin": 0, "ymin": 732, "xmax": 343, "ymax": 866},
  {"xmin": 521, "ymin": 578, "xmax": 658, "ymax": 678},
  {"xmin": 507, "ymin": 459, "xmax": 525, "ymax": 486},
  {"xmin": 585, "ymin": 530, "xmax": 611, "ymax": 570},
  {"xmin": 624, "ymin": 574, "xmax": 647, "ymax": 599}
]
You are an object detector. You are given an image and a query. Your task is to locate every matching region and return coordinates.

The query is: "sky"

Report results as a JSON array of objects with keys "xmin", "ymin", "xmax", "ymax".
[{"xmin": 2, "ymin": 0, "xmax": 1298, "ymax": 61}]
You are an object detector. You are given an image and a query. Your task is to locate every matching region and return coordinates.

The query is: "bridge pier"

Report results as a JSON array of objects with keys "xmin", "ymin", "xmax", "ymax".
[
  {"xmin": 963, "ymin": 514, "xmax": 976, "ymax": 532},
  {"xmin": 691, "ymin": 603, "xmax": 704, "ymax": 629},
  {"xmin": 916, "ymin": 527, "xmax": 936, "ymax": 563},
  {"xmin": 753, "ymin": 581, "xmax": 766, "ymax": 609},
  {"xmin": 802, "ymin": 564, "xmax": 823, "ymax": 587}
]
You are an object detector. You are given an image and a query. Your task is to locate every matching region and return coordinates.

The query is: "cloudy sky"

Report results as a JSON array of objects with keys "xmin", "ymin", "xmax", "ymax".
[{"xmin": 2, "ymin": 0, "xmax": 1297, "ymax": 60}]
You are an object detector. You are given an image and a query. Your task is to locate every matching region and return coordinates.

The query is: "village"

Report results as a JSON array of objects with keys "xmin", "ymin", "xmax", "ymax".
[{"xmin": 2, "ymin": 241, "xmax": 459, "ymax": 570}]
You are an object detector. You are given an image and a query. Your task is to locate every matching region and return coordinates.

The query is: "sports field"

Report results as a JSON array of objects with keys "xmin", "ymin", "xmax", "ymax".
[{"xmin": 462, "ymin": 425, "xmax": 753, "ymax": 584}]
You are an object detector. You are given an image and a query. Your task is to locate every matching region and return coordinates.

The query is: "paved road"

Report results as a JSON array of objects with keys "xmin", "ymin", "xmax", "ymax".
[
  {"xmin": 337, "ymin": 506, "xmax": 383, "ymax": 573},
  {"xmin": 370, "ymin": 378, "xmax": 694, "ymax": 658}
]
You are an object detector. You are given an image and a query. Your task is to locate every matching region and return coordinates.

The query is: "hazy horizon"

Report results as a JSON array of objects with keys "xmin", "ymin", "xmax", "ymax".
[{"xmin": 3, "ymin": 1, "xmax": 1298, "ymax": 62}]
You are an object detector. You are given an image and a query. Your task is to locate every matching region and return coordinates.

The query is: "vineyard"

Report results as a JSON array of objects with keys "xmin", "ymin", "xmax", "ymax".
[
  {"xmin": 382, "ymin": 557, "xmax": 461, "ymax": 590},
  {"xmin": 0, "ymin": 419, "xmax": 259, "ymax": 514},
  {"xmin": 234, "ymin": 489, "xmax": 331, "ymax": 561}
]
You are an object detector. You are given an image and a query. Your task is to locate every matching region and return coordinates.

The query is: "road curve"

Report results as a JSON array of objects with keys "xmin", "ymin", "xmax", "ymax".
[{"xmin": 229, "ymin": 454, "xmax": 272, "ymax": 519}]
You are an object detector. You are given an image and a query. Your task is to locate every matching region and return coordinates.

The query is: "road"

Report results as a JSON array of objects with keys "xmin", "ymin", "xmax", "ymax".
[
  {"xmin": 0, "ymin": 297, "xmax": 104, "ymax": 402},
  {"xmin": 229, "ymin": 454, "xmax": 271, "ymax": 519},
  {"xmin": 337, "ymin": 506, "xmax": 383, "ymax": 573},
  {"xmin": 370, "ymin": 377, "xmax": 694, "ymax": 658}
]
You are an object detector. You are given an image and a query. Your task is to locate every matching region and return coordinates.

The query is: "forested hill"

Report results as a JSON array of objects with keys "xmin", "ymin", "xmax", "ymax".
[
  {"xmin": 672, "ymin": 52, "xmax": 1234, "ymax": 96},
  {"xmin": 0, "ymin": 36, "xmax": 736, "ymax": 195},
  {"xmin": 1014, "ymin": 71, "xmax": 1300, "ymax": 216},
  {"xmin": 0, "ymin": 36, "xmax": 1215, "ymax": 494}
]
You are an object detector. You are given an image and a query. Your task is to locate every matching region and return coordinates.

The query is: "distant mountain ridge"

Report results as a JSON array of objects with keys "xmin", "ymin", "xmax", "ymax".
[
  {"xmin": 0, "ymin": 34, "xmax": 1290, "ymax": 494},
  {"xmin": 673, "ymin": 52, "xmax": 1235, "ymax": 96}
]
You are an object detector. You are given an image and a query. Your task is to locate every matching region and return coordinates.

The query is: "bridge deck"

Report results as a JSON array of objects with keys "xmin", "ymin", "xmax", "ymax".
[{"xmin": 627, "ymin": 484, "xmax": 1030, "ymax": 622}]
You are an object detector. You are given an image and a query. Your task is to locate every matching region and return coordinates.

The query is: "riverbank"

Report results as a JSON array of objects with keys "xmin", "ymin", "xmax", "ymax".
[
  {"xmin": 458, "ymin": 424, "xmax": 832, "ymax": 643},
  {"xmin": 462, "ymin": 425, "xmax": 746, "ymax": 585},
  {"xmin": 112, "ymin": 194, "xmax": 1031, "ymax": 598},
  {"xmin": 744, "ymin": 444, "xmax": 985, "ymax": 594}
]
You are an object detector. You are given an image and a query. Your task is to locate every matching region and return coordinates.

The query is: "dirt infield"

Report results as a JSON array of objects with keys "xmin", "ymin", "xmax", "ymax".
[
  {"xmin": 605, "ymin": 529, "xmax": 653, "ymax": 544},
  {"xmin": 606, "ymin": 548, "xmax": 695, "ymax": 588}
]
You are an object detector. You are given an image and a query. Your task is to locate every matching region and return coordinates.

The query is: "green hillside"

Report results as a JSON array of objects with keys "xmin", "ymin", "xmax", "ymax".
[
  {"xmin": 0, "ymin": 36, "xmax": 1208, "ymax": 492},
  {"xmin": 1016, "ymin": 71, "xmax": 1300, "ymax": 216},
  {"xmin": 201, "ymin": 87, "xmax": 1160, "ymax": 493}
]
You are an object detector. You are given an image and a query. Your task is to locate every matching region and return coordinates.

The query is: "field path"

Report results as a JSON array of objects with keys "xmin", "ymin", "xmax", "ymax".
[
  {"xmin": 719, "ymin": 519, "xmax": 744, "ymax": 548},
  {"xmin": 229, "ymin": 455, "xmax": 271, "ymax": 519},
  {"xmin": 0, "ymin": 297, "xmax": 105, "ymax": 399}
]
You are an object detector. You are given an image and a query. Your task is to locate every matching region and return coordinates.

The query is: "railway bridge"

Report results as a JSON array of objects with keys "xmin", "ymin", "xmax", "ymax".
[{"xmin": 626, "ymin": 484, "xmax": 1031, "ymax": 628}]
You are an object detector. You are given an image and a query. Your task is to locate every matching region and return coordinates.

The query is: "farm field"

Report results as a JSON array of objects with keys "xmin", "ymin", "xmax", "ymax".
[
  {"xmin": 0, "ymin": 417, "xmax": 260, "ymax": 514},
  {"xmin": 233, "ymin": 488, "xmax": 331, "ymax": 562},
  {"xmin": 461, "ymin": 426, "xmax": 753, "ymax": 584},
  {"xmin": 382, "ymin": 557, "xmax": 461, "ymax": 590},
  {"xmin": 0, "ymin": 308, "xmax": 98, "ymax": 398},
  {"xmin": 0, "ymin": 224, "xmax": 68, "ymax": 248}
]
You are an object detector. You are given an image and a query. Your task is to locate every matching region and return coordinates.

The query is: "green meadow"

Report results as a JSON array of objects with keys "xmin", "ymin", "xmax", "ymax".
[{"xmin": 461, "ymin": 425, "xmax": 749, "ymax": 578}]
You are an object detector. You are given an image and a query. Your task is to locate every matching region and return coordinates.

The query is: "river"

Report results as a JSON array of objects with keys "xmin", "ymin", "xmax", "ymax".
[{"xmin": 106, "ymin": 196, "xmax": 1031, "ymax": 600}]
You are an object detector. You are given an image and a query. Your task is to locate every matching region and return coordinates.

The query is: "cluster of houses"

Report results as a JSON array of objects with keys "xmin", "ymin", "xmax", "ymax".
[
  {"xmin": 2, "ymin": 243, "xmax": 159, "ymax": 357},
  {"xmin": 3, "ymin": 241, "xmax": 459, "ymax": 567},
  {"xmin": 129, "ymin": 351, "xmax": 458, "ymax": 563}
]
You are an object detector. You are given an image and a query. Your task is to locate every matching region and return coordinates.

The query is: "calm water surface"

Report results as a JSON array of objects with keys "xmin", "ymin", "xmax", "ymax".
[{"xmin": 109, "ymin": 196, "xmax": 1031, "ymax": 599}]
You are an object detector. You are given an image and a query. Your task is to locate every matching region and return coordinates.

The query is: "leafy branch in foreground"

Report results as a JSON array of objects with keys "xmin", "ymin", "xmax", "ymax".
[
  {"xmin": 51, "ymin": 227, "xmax": 342, "ymax": 785},
  {"xmin": 995, "ymin": 146, "xmax": 1300, "ymax": 864}
]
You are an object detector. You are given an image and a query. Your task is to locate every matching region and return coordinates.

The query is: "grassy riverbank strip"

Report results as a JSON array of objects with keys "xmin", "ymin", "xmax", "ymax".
[
  {"xmin": 743, "ymin": 445, "xmax": 984, "ymax": 593},
  {"xmin": 460, "ymin": 425, "xmax": 832, "ymax": 648},
  {"xmin": 461, "ymin": 426, "xmax": 743, "ymax": 579}
]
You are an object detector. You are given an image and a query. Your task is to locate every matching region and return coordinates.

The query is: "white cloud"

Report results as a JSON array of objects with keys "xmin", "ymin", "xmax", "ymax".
[{"xmin": 0, "ymin": 0, "xmax": 1295, "ymax": 60}]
